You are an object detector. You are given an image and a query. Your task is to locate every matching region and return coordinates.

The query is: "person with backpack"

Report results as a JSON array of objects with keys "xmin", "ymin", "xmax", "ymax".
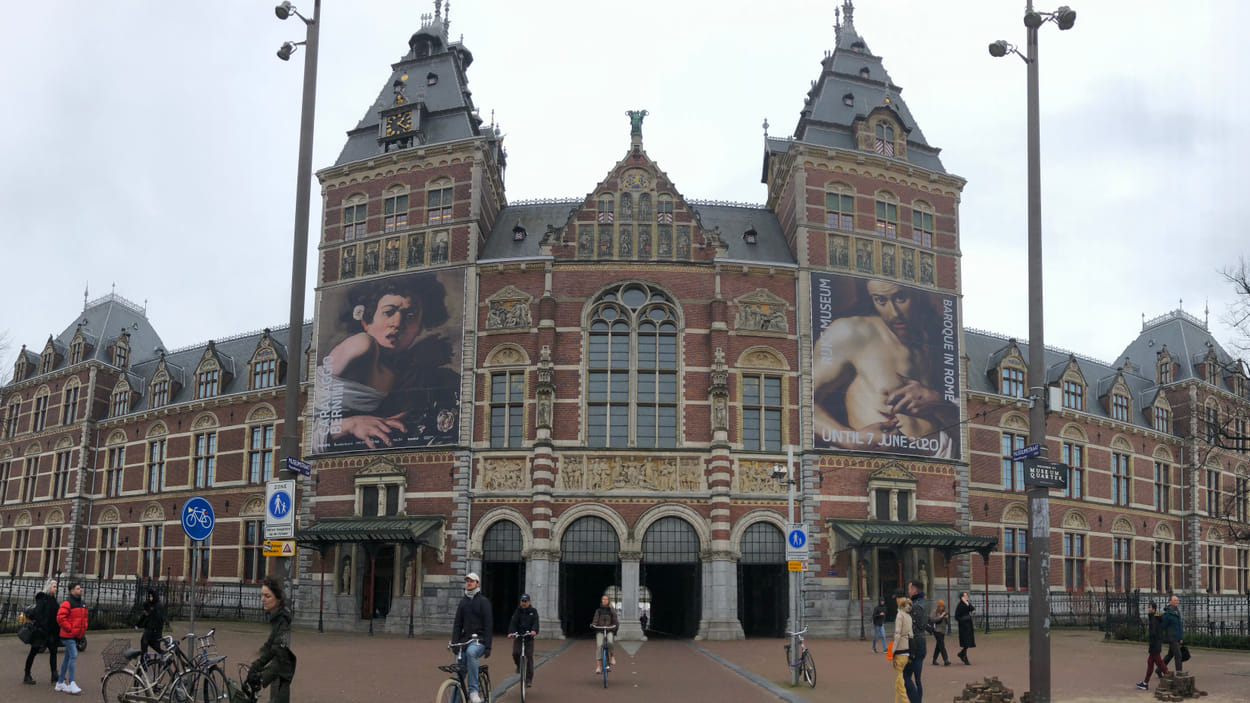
[
  {"xmin": 903, "ymin": 579, "xmax": 928, "ymax": 703},
  {"xmin": 872, "ymin": 597, "xmax": 889, "ymax": 653},
  {"xmin": 136, "ymin": 589, "xmax": 166, "ymax": 656},
  {"xmin": 246, "ymin": 576, "xmax": 297, "ymax": 703},
  {"xmin": 22, "ymin": 579, "xmax": 59, "ymax": 687},
  {"xmin": 55, "ymin": 581, "xmax": 88, "ymax": 695}
]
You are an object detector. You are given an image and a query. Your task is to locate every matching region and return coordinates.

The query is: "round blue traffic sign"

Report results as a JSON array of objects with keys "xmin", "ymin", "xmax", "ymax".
[
  {"xmin": 788, "ymin": 529, "xmax": 806, "ymax": 549},
  {"xmin": 182, "ymin": 496, "xmax": 215, "ymax": 541},
  {"xmin": 268, "ymin": 489, "xmax": 293, "ymax": 520}
]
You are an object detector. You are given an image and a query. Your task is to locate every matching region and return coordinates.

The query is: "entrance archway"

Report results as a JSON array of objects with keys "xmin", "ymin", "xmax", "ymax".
[
  {"xmin": 737, "ymin": 522, "xmax": 787, "ymax": 637},
  {"xmin": 641, "ymin": 516, "xmax": 701, "ymax": 638},
  {"xmin": 482, "ymin": 520, "xmax": 525, "ymax": 634},
  {"xmin": 558, "ymin": 516, "xmax": 620, "ymax": 637}
]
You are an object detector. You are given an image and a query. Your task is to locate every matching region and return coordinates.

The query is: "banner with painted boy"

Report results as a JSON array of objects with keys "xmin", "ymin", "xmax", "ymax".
[
  {"xmin": 811, "ymin": 271, "xmax": 960, "ymax": 459},
  {"xmin": 313, "ymin": 268, "xmax": 464, "ymax": 454}
]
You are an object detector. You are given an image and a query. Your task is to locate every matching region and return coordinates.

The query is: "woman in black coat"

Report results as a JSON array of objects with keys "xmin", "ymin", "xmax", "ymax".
[
  {"xmin": 23, "ymin": 579, "xmax": 60, "ymax": 685},
  {"xmin": 955, "ymin": 591, "xmax": 976, "ymax": 664},
  {"xmin": 136, "ymin": 589, "xmax": 166, "ymax": 655}
]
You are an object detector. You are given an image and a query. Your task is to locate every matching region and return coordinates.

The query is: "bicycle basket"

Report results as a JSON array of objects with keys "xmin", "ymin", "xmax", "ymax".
[{"xmin": 102, "ymin": 638, "xmax": 133, "ymax": 672}]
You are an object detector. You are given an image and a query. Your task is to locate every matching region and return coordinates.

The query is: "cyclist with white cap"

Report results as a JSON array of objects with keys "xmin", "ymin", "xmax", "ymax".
[{"xmin": 452, "ymin": 572, "xmax": 493, "ymax": 703}]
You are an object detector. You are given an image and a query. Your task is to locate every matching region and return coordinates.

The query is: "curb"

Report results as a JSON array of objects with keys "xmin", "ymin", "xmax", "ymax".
[{"xmin": 687, "ymin": 641, "xmax": 811, "ymax": 703}]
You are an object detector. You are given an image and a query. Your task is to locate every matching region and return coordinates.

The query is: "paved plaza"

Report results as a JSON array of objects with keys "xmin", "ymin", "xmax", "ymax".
[{"xmin": 5, "ymin": 621, "xmax": 1250, "ymax": 702}]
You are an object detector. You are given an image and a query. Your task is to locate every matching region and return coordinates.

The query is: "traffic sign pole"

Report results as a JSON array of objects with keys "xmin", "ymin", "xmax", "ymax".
[
  {"xmin": 181, "ymin": 497, "xmax": 215, "ymax": 636},
  {"xmin": 787, "ymin": 445, "xmax": 799, "ymax": 687}
]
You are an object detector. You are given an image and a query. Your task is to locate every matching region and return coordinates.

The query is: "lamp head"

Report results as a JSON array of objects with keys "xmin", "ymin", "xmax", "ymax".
[
  {"xmin": 988, "ymin": 40, "xmax": 1010, "ymax": 58},
  {"xmin": 1055, "ymin": 6, "xmax": 1077, "ymax": 30},
  {"xmin": 1023, "ymin": 10, "xmax": 1043, "ymax": 28},
  {"xmin": 277, "ymin": 42, "xmax": 297, "ymax": 61},
  {"xmin": 275, "ymin": 1, "xmax": 294, "ymax": 20}
]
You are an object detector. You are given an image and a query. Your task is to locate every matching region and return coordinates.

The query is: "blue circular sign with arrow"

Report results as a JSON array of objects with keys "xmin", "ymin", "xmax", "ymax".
[{"xmin": 182, "ymin": 496, "xmax": 215, "ymax": 541}]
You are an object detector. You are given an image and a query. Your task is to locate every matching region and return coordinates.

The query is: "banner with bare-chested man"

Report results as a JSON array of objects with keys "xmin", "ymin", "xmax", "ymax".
[{"xmin": 811, "ymin": 271, "xmax": 961, "ymax": 459}]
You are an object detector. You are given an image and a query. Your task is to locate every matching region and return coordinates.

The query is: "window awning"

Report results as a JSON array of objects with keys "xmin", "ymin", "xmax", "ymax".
[
  {"xmin": 296, "ymin": 517, "xmax": 442, "ymax": 547},
  {"xmin": 829, "ymin": 520, "xmax": 997, "ymax": 558}
]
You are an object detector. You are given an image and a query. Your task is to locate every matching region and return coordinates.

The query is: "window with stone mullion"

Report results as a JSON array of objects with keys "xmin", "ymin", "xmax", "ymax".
[
  {"xmin": 635, "ymin": 314, "xmax": 677, "ymax": 448},
  {"xmin": 742, "ymin": 374, "xmax": 783, "ymax": 451},
  {"xmin": 490, "ymin": 370, "xmax": 525, "ymax": 448},
  {"xmin": 587, "ymin": 316, "xmax": 630, "ymax": 447}
]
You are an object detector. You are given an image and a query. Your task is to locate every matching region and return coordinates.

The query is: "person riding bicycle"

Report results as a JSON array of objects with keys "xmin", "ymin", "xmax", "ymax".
[
  {"xmin": 246, "ymin": 576, "xmax": 296, "ymax": 703},
  {"xmin": 452, "ymin": 572, "xmax": 493, "ymax": 703},
  {"xmin": 508, "ymin": 593, "xmax": 539, "ymax": 687},
  {"xmin": 591, "ymin": 594, "xmax": 618, "ymax": 675}
]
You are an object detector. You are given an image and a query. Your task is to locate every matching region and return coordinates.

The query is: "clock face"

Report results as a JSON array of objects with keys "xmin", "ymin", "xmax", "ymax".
[
  {"xmin": 622, "ymin": 171, "xmax": 650, "ymax": 190},
  {"xmin": 385, "ymin": 110, "xmax": 413, "ymax": 137}
]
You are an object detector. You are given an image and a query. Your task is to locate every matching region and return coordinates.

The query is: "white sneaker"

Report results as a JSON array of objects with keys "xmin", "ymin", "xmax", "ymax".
[
  {"xmin": 469, "ymin": 692, "xmax": 482, "ymax": 703},
  {"xmin": 67, "ymin": 682, "xmax": 83, "ymax": 695},
  {"xmin": 54, "ymin": 681, "xmax": 67, "ymax": 692}
]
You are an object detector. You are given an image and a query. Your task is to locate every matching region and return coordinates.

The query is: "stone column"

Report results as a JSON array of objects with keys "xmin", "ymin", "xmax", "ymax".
[
  {"xmin": 697, "ymin": 349, "xmax": 744, "ymax": 639},
  {"xmin": 617, "ymin": 552, "xmax": 645, "ymax": 641},
  {"xmin": 528, "ymin": 345, "xmax": 564, "ymax": 637},
  {"xmin": 525, "ymin": 549, "xmax": 562, "ymax": 638},
  {"xmin": 697, "ymin": 550, "xmax": 744, "ymax": 640}
]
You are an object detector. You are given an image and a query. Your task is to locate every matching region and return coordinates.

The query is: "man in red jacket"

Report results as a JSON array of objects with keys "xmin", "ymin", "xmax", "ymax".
[{"xmin": 55, "ymin": 582, "xmax": 88, "ymax": 695}]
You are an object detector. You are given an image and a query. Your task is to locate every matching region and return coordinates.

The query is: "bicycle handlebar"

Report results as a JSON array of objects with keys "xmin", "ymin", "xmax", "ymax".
[
  {"xmin": 784, "ymin": 628, "xmax": 808, "ymax": 637},
  {"xmin": 508, "ymin": 631, "xmax": 535, "ymax": 638},
  {"xmin": 590, "ymin": 624, "xmax": 615, "ymax": 630},
  {"xmin": 448, "ymin": 635, "xmax": 481, "ymax": 648}
]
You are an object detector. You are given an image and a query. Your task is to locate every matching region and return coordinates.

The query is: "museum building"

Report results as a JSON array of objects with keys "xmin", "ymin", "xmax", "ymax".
[{"xmin": 2, "ymin": 2, "xmax": 1246, "ymax": 640}]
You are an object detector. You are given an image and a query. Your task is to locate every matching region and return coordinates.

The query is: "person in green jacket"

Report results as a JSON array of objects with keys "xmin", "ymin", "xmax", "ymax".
[{"xmin": 247, "ymin": 576, "xmax": 296, "ymax": 702}]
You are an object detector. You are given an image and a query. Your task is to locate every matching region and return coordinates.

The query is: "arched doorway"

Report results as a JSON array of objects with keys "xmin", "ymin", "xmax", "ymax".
[
  {"xmin": 737, "ymin": 522, "xmax": 787, "ymax": 637},
  {"xmin": 558, "ymin": 516, "xmax": 620, "ymax": 637},
  {"xmin": 482, "ymin": 520, "xmax": 525, "ymax": 634},
  {"xmin": 641, "ymin": 516, "xmax": 701, "ymax": 638}
]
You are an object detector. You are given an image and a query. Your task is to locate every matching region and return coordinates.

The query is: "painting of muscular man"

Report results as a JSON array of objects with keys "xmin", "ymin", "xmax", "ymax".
[{"xmin": 811, "ymin": 272, "xmax": 960, "ymax": 458}]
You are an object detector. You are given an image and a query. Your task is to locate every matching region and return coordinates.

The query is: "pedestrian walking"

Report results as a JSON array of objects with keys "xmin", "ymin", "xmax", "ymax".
[
  {"xmin": 508, "ymin": 593, "xmax": 539, "ymax": 687},
  {"xmin": 1160, "ymin": 594, "xmax": 1185, "ymax": 673},
  {"xmin": 930, "ymin": 600, "xmax": 950, "ymax": 666},
  {"xmin": 872, "ymin": 597, "xmax": 888, "ymax": 653},
  {"xmin": 955, "ymin": 591, "xmax": 976, "ymax": 665},
  {"xmin": 903, "ymin": 580, "xmax": 927, "ymax": 703},
  {"xmin": 591, "ymin": 594, "xmax": 618, "ymax": 675},
  {"xmin": 451, "ymin": 572, "xmax": 493, "ymax": 703},
  {"xmin": 1137, "ymin": 601, "xmax": 1168, "ymax": 690},
  {"xmin": 22, "ymin": 579, "xmax": 59, "ymax": 687},
  {"xmin": 246, "ymin": 576, "xmax": 297, "ymax": 703},
  {"xmin": 136, "ymin": 589, "xmax": 166, "ymax": 656},
  {"xmin": 55, "ymin": 581, "xmax": 87, "ymax": 695},
  {"xmin": 891, "ymin": 595, "xmax": 913, "ymax": 703}
]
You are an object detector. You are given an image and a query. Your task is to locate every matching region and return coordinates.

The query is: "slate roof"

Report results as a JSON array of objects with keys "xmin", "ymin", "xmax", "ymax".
[
  {"xmin": 53, "ymin": 293, "xmax": 165, "ymax": 369},
  {"xmin": 775, "ymin": 6, "xmax": 946, "ymax": 174},
  {"xmin": 1119, "ymin": 309, "xmax": 1248, "ymax": 387},
  {"xmin": 331, "ymin": 16, "xmax": 501, "ymax": 169}
]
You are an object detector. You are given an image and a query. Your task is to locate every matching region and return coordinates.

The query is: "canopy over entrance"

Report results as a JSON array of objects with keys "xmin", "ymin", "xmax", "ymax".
[
  {"xmin": 829, "ymin": 520, "xmax": 997, "ymax": 558},
  {"xmin": 296, "ymin": 517, "xmax": 442, "ymax": 547}
]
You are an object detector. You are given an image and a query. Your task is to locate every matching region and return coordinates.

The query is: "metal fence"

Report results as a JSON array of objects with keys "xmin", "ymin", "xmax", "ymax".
[
  {"xmin": 972, "ymin": 589, "xmax": 1250, "ymax": 647},
  {"xmin": 0, "ymin": 576, "xmax": 270, "ymax": 636}
]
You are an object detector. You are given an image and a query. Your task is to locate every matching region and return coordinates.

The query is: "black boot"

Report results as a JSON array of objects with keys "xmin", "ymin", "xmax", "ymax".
[{"xmin": 23, "ymin": 673, "xmax": 37, "ymax": 685}]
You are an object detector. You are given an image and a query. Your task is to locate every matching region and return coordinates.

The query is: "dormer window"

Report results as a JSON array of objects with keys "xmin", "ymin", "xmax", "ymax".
[
  {"xmin": 743, "ymin": 227, "xmax": 758, "ymax": 245},
  {"xmin": 858, "ymin": 67, "xmax": 869, "ymax": 79},
  {"xmin": 512, "ymin": 224, "xmax": 527, "ymax": 241},
  {"xmin": 1158, "ymin": 358, "xmax": 1172, "ymax": 384},
  {"xmin": 874, "ymin": 122, "xmax": 895, "ymax": 156},
  {"xmin": 1062, "ymin": 379, "xmax": 1085, "ymax": 411},
  {"xmin": 70, "ymin": 339, "xmax": 84, "ymax": 365},
  {"xmin": 111, "ymin": 387, "xmax": 131, "ymax": 418},
  {"xmin": 251, "ymin": 351, "xmax": 277, "ymax": 390},
  {"xmin": 1111, "ymin": 391, "xmax": 1131, "ymax": 422},
  {"xmin": 40, "ymin": 349, "xmax": 55, "ymax": 374},
  {"xmin": 426, "ymin": 72, "xmax": 438, "ymax": 85},
  {"xmin": 1153, "ymin": 405, "xmax": 1171, "ymax": 434},
  {"xmin": 196, "ymin": 368, "xmax": 219, "ymax": 399},
  {"xmin": 843, "ymin": 93, "xmax": 854, "ymax": 107},
  {"xmin": 151, "ymin": 379, "xmax": 169, "ymax": 409},
  {"xmin": 1001, "ymin": 362, "xmax": 1025, "ymax": 398}
]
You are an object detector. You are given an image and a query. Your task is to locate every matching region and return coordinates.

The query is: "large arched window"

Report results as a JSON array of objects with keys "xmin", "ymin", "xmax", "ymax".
[{"xmin": 586, "ymin": 283, "xmax": 680, "ymax": 448}]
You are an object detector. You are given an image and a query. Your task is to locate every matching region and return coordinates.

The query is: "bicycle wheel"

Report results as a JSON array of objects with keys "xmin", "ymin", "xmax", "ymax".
[
  {"xmin": 165, "ymin": 669, "xmax": 218, "ymax": 703},
  {"xmin": 205, "ymin": 666, "xmax": 229, "ymax": 701},
  {"xmin": 800, "ymin": 651, "xmax": 816, "ymax": 688},
  {"xmin": 601, "ymin": 647, "xmax": 609, "ymax": 688},
  {"xmin": 434, "ymin": 678, "xmax": 464, "ymax": 703},
  {"xmin": 518, "ymin": 652, "xmax": 527, "ymax": 703},
  {"xmin": 478, "ymin": 670, "xmax": 492, "ymax": 703},
  {"xmin": 101, "ymin": 670, "xmax": 143, "ymax": 703}
]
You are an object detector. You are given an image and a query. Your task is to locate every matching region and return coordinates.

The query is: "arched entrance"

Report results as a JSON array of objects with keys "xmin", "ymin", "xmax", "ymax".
[
  {"xmin": 737, "ymin": 522, "xmax": 787, "ymax": 637},
  {"xmin": 482, "ymin": 520, "xmax": 525, "ymax": 634},
  {"xmin": 641, "ymin": 516, "xmax": 701, "ymax": 638},
  {"xmin": 558, "ymin": 516, "xmax": 620, "ymax": 637}
]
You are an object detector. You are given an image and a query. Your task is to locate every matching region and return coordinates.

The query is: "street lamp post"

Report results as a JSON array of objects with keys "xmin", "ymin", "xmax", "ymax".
[
  {"xmin": 989, "ymin": 4, "xmax": 1076, "ymax": 702},
  {"xmin": 274, "ymin": 0, "xmax": 321, "ymax": 585}
]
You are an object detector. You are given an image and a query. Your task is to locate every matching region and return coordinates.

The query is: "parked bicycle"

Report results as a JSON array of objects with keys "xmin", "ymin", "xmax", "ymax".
[
  {"xmin": 591, "ymin": 624, "xmax": 614, "ymax": 688},
  {"xmin": 435, "ymin": 637, "xmax": 492, "ymax": 703},
  {"xmin": 507, "ymin": 631, "xmax": 534, "ymax": 702},
  {"xmin": 101, "ymin": 629, "xmax": 228, "ymax": 703},
  {"xmin": 783, "ymin": 628, "xmax": 816, "ymax": 688}
]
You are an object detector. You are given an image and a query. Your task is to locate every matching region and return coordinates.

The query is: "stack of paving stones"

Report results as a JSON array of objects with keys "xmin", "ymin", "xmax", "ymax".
[
  {"xmin": 953, "ymin": 677, "xmax": 1015, "ymax": 703},
  {"xmin": 1153, "ymin": 672, "xmax": 1207, "ymax": 701}
]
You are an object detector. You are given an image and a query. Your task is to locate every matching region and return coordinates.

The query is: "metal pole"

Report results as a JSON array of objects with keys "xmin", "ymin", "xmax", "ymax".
[
  {"xmin": 278, "ymin": 0, "xmax": 321, "ymax": 590},
  {"xmin": 189, "ymin": 542, "xmax": 197, "ymax": 635},
  {"xmin": 787, "ymin": 444, "xmax": 798, "ymax": 687},
  {"xmin": 1024, "ymin": 3, "xmax": 1052, "ymax": 700},
  {"xmin": 318, "ymin": 547, "xmax": 326, "ymax": 633}
]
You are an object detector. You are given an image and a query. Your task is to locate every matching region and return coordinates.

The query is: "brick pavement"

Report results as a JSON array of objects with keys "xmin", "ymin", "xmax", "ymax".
[{"xmin": 6, "ymin": 623, "xmax": 1250, "ymax": 702}]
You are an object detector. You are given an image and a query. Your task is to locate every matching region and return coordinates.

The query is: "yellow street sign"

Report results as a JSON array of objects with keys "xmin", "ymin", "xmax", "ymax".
[
  {"xmin": 262, "ymin": 540, "xmax": 295, "ymax": 557},
  {"xmin": 787, "ymin": 560, "xmax": 805, "ymax": 572}
]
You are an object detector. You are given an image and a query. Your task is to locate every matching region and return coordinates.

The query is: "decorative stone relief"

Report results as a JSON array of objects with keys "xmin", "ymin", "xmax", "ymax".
[
  {"xmin": 241, "ymin": 496, "xmax": 265, "ymax": 517},
  {"xmin": 556, "ymin": 455, "xmax": 703, "ymax": 491},
  {"xmin": 45, "ymin": 509, "xmax": 64, "ymax": 525},
  {"xmin": 486, "ymin": 285, "xmax": 534, "ymax": 330},
  {"xmin": 15, "ymin": 511, "xmax": 32, "ymax": 527},
  {"xmin": 734, "ymin": 289, "xmax": 789, "ymax": 333},
  {"xmin": 536, "ymin": 345, "xmax": 554, "ymax": 431},
  {"xmin": 1061, "ymin": 510, "xmax": 1089, "ymax": 531},
  {"xmin": 478, "ymin": 458, "xmax": 529, "ymax": 491},
  {"xmin": 192, "ymin": 413, "xmax": 218, "ymax": 430},
  {"xmin": 356, "ymin": 458, "xmax": 402, "ymax": 476},
  {"xmin": 142, "ymin": 504, "xmax": 165, "ymax": 522},
  {"xmin": 248, "ymin": 405, "xmax": 276, "ymax": 422},
  {"xmin": 710, "ymin": 347, "xmax": 729, "ymax": 432},
  {"xmin": 1111, "ymin": 516, "xmax": 1135, "ymax": 535},
  {"xmin": 99, "ymin": 508, "xmax": 120, "ymax": 524},
  {"xmin": 734, "ymin": 460, "xmax": 785, "ymax": 493},
  {"xmin": 487, "ymin": 345, "xmax": 526, "ymax": 366}
]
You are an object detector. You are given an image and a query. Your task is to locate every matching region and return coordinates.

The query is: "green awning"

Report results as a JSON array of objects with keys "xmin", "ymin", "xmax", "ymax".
[
  {"xmin": 829, "ymin": 520, "xmax": 997, "ymax": 557},
  {"xmin": 296, "ymin": 517, "xmax": 442, "ymax": 547}
]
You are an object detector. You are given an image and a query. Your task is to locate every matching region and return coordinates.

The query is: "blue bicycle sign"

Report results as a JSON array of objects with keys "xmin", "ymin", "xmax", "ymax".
[{"xmin": 182, "ymin": 496, "xmax": 215, "ymax": 541}]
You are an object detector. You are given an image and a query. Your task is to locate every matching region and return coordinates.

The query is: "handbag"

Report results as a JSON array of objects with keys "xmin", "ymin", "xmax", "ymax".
[
  {"xmin": 1180, "ymin": 644, "xmax": 1191, "ymax": 662},
  {"xmin": 76, "ymin": 636, "xmax": 87, "ymax": 653},
  {"xmin": 886, "ymin": 641, "xmax": 894, "ymax": 660},
  {"xmin": 17, "ymin": 621, "xmax": 36, "ymax": 645}
]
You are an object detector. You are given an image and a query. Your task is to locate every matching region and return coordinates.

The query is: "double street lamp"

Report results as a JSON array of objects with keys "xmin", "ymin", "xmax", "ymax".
[
  {"xmin": 988, "ymin": 4, "xmax": 1076, "ymax": 703},
  {"xmin": 274, "ymin": 0, "xmax": 321, "ymax": 582}
]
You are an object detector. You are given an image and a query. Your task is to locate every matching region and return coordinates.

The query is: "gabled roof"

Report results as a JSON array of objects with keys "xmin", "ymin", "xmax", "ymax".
[{"xmin": 1119, "ymin": 308, "xmax": 1243, "ymax": 393}]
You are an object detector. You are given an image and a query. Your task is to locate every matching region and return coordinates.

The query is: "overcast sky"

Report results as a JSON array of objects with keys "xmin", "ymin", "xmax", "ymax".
[{"xmin": 1, "ymin": 0, "xmax": 1246, "ymax": 382}]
